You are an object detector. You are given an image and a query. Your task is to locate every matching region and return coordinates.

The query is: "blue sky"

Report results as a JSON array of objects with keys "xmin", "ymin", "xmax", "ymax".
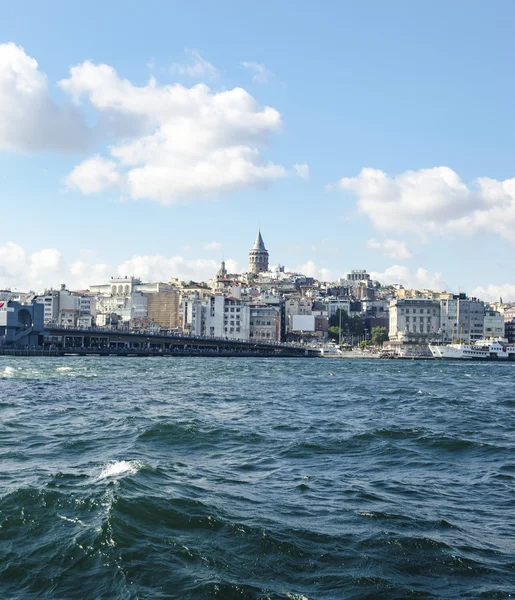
[{"xmin": 1, "ymin": 0, "xmax": 515, "ymax": 299}]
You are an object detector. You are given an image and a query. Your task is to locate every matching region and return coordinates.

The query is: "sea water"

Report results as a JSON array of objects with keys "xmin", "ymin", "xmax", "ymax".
[{"xmin": 0, "ymin": 357, "xmax": 514, "ymax": 599}]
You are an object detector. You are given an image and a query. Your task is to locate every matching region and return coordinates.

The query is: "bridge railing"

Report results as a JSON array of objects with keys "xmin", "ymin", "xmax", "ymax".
[{"xmin": 45, "ymin": 326, "xmax": 315, "ymax": 350}]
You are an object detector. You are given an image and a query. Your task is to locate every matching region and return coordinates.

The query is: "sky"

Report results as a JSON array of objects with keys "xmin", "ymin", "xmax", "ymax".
[{"xmin": 1, "ymin": 0, "xmax": 515, "ymax": 300}]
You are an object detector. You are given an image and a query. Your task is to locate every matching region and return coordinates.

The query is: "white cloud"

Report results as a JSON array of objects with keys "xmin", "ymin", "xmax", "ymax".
[
  {"xmin": 294, "ymin": 260, "xmax": 332, "ymax": 281},
  {"xmin": 0, "ymin": 243, "xmax": 63, "ymax": 291},
  {"xmin": 0, "ymin": 42, "xmax": 90, "ymax": 152},
  {"xmin": 204, "ymin": 241, "xmax": 223, "ymax": 251},
  {"xmin": 0, "ymin": 241, "xmax": 26, "ymax": 277},
  {"xmin": 366, "ymin": 238, "xmax": 413, "ymax": 260},
  {"xmin": 116, "ymin": 255, "xmax": 232, "ymax": 283},
  {"xmin": 241, "ymin": 61, "xmax": 273, "ymax": 84},
  {"xmin": 69, "ymin": 260, "xmax": 111, "ymax": 289},
  {"xmin": 333, "ymin": 166, "xmax": 515, "ymax": 243},
  {"xmin": 370, "ymin": 265, "xmax": 448, "ymax": 291},
  {"xmin": 470, "ymin": 283, "xmax": 515, "ymax": 302},
  {"xmin": 224, "ymin": 259, "xmax": 240, "ymax": 274},
  {"xmin": 293, "ymin": 163, "xmax": 310, "ymax": 180},
  {"xmin": 58, "ymin": 59, "xmax": 286, "ymax": 204},
  {"xmin": 170, "ymin": 49, "xmax": 219, "ymax": 80},
  {"xmin": 64, "ymin": 155, "xmax": 121, "ymax": 194},
  {"xmin": 1, "ymin": 45, "xmax": 292, "ymax": 205},
  {"xmin": 0, "ymin": 241, "xmax": 241, "ymax": 291}
]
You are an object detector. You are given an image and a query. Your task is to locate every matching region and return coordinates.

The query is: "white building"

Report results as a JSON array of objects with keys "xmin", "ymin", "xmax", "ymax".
[
  {"xmin": 284, "ymin": 297, "xmax": 312, "ymax": 333},
  {"xmin": 326, "ymin": 298, "xmax": 351, "ymax": 319},
  {"xmin": 36, "ymin": 285, "xmax": 95, "ymax": 327},
  {"xmin": 291, "ymin": 314, "xmax": 315, "ymax": 333},
  {"xmin": 389, "ymin": 299, "xmax": 441, "ymax": 344},
  {"xmin": 182, "ymin": 294, "xmax": 250, "ymax": 340},
  {"xmin": 95, "ymin": 292, "xmax": 148, "ymax": 326}
]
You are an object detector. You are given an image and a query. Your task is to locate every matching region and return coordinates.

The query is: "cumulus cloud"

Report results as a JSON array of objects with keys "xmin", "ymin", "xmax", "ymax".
[
  {"xmin": 64, "ymin": 155, "xmax": 121, "ymax": 194},
  {"xmin": 203, "ymin": 241, "xmax": 223, "ymax": 251},
  {"xmin": 0, "ymin": 42, "xmax": 90, "ymax": 151},
  {"xmin": 69, "ymin": 260, "xmax": 111, "ymax": 288},
  {"xmin": 470, "ymin": 283, "xmax": 515, "ymax": 302},
  {"xmin": 366, "ymin": 238, "xmax": 413, "ymax": 260},
  {"xmin": 241, "ymin": 61, "xmax": 273, "ymax": 84},
  {"xmin": 170, "ymin": 49, "xmax": 219, "ymax": 80},
  {"xmin": 59, "ymin": 59, "xmax": 286, "ymax": 204},
  {"xmin": 116, "ymin": 254, "xmax": 227, "ymax": 283},
  {"xmin": 294, "ymin": 260, "xmax": 332, "ymax": 282},
  {"xmin": 0, "ymin": 241, "xmax": 242, "ymax": 291},
  {"xmin": 0, "ymin": 43, "xmax": 290, "ymax": 204},
  {"xmin": 0, "ymin": 243, "xmax": 63, "ymax": 291},
  {"xmin": 293, "ymin": 163, "xmax": 310, "ymax": 180},
  {"xmin": 370, "ymin": 265, "xmax": 448, "ymax": 291},
  {"xmin": 333, "ymin": 166, "xmax": 515, "ymax": 243}
]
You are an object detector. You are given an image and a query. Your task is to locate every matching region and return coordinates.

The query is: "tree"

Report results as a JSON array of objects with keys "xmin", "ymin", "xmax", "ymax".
[
  {"xmin": 328, "ymin": 309, "xmax": 364, "ymax": 343},
  {"xmin": 328, "ymin": 325, "xmax": 341, "ymax": 342},
  {"xmin": 371, "ymin": 326, "xmax": 388, "ymax": 346},
  {"xmin": 358, "ymin": 340, "xmax": 367, "ymax": 349}
]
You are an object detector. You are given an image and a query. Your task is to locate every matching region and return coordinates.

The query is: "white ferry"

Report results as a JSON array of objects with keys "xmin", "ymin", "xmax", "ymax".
[{"xmin": 429, "ymin": 338, "xmax": 515, "ymax": 360}]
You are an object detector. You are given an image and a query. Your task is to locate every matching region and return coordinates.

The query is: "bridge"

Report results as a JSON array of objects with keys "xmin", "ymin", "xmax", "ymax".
[{"xmin": 31, "ymin": 327, "xmax": 320, "ymax": 358}]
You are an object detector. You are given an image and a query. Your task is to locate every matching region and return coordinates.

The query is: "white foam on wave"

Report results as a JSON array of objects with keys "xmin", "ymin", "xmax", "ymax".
[
  {"xmin": 2, "ymin": 366, "xmax": 16, "ymax": 377},
  {"xmin": 58, "ymin": 514, "xmax": 88, "ymax": 527},
  {"xmin": 97, "ymin": 460, "xmax": 142, "ymax": 480},
  {"xmin": 56, "ymin": 366, "xmax": 73, "ymax": 372}
]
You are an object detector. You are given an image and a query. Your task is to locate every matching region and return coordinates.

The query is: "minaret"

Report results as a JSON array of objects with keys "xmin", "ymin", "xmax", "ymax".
[{"xmin": 249, "ymin": 228, "xmax": 269, "ymax": 274}]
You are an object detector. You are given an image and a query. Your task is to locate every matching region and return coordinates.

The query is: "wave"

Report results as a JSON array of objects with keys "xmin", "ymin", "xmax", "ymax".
[
  {"xmin": 97, "ymin": 460, "xmax": 143, "ymax": 481},
  {"xmin": 2, "ymin": 366, "xmax": 17, "ymax": 377}
]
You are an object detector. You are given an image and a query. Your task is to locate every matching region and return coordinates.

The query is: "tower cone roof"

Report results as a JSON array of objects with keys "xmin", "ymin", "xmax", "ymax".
[{"xmin": 252, "ymin": 228, "xmax": 266, "ymax": 251}]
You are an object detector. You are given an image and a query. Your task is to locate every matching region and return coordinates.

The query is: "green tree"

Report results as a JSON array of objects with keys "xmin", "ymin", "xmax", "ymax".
[
  {"xmin": 371, "ymin": 326, "xmax": 388, "ymax": 346},
  {"xmin": 328, "ymin": 309, "xmax": 365, "ymax": 343},
  {"xmin": 358, "ymin": 340, "xmax": 367, "ymax": 349}
]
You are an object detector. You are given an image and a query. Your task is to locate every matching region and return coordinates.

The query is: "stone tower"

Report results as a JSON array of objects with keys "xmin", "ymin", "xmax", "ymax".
[{"xmin": 249, "ymin": 228, "xmax": 269, "ymax": 274}]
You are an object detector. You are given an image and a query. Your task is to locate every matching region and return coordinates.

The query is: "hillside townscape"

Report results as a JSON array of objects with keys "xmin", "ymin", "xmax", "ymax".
[{"xmin": 2, "ymin": 230, "xmax": 514, "ymax": 355}]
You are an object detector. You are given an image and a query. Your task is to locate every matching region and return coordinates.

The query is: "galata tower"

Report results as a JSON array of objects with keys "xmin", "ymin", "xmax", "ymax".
[{"xmin": 248, "ymin": 228, "xmax": 269, "ymax": 274}]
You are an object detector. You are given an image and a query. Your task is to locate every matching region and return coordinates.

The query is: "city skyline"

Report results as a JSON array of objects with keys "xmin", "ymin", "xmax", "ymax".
[{"xmin": 2, "ymin": 1, "xmax": 515, "ymax": 301}]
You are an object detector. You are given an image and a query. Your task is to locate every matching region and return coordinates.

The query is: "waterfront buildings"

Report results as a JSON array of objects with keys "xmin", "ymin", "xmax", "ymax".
[
  {"xmin": 36, "ymin": 285, "xmax": 94, "ymax": 328},
  {"xmin": 2, "ymin": 228, "xmax": 513, "ymax": 351}
]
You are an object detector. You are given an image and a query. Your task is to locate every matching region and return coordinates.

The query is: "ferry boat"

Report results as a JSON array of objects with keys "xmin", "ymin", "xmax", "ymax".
[{"xmin": 429, "ymin": 338, "xmax": 515, "ymax": 360}]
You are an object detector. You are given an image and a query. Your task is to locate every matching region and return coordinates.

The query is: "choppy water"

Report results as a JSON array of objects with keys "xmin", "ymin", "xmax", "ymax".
[{"xmin": 1, "ymin": 357, "xmax": 514, "ymax": 599}]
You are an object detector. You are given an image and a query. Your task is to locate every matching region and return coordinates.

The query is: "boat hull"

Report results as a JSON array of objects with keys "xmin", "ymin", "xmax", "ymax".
[{"xmin": 429, "ymin": 344, "xmax": 515, "ymax": 360}]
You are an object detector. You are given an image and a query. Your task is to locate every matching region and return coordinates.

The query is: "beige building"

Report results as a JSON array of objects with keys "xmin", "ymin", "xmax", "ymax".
[
  {"xmin": 249, "ymin": 302, "xmax": 281, "ymax": 341},
  {"xmin": 147, "ymin": 289, "xmax": 180, "ymax": 329}
]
